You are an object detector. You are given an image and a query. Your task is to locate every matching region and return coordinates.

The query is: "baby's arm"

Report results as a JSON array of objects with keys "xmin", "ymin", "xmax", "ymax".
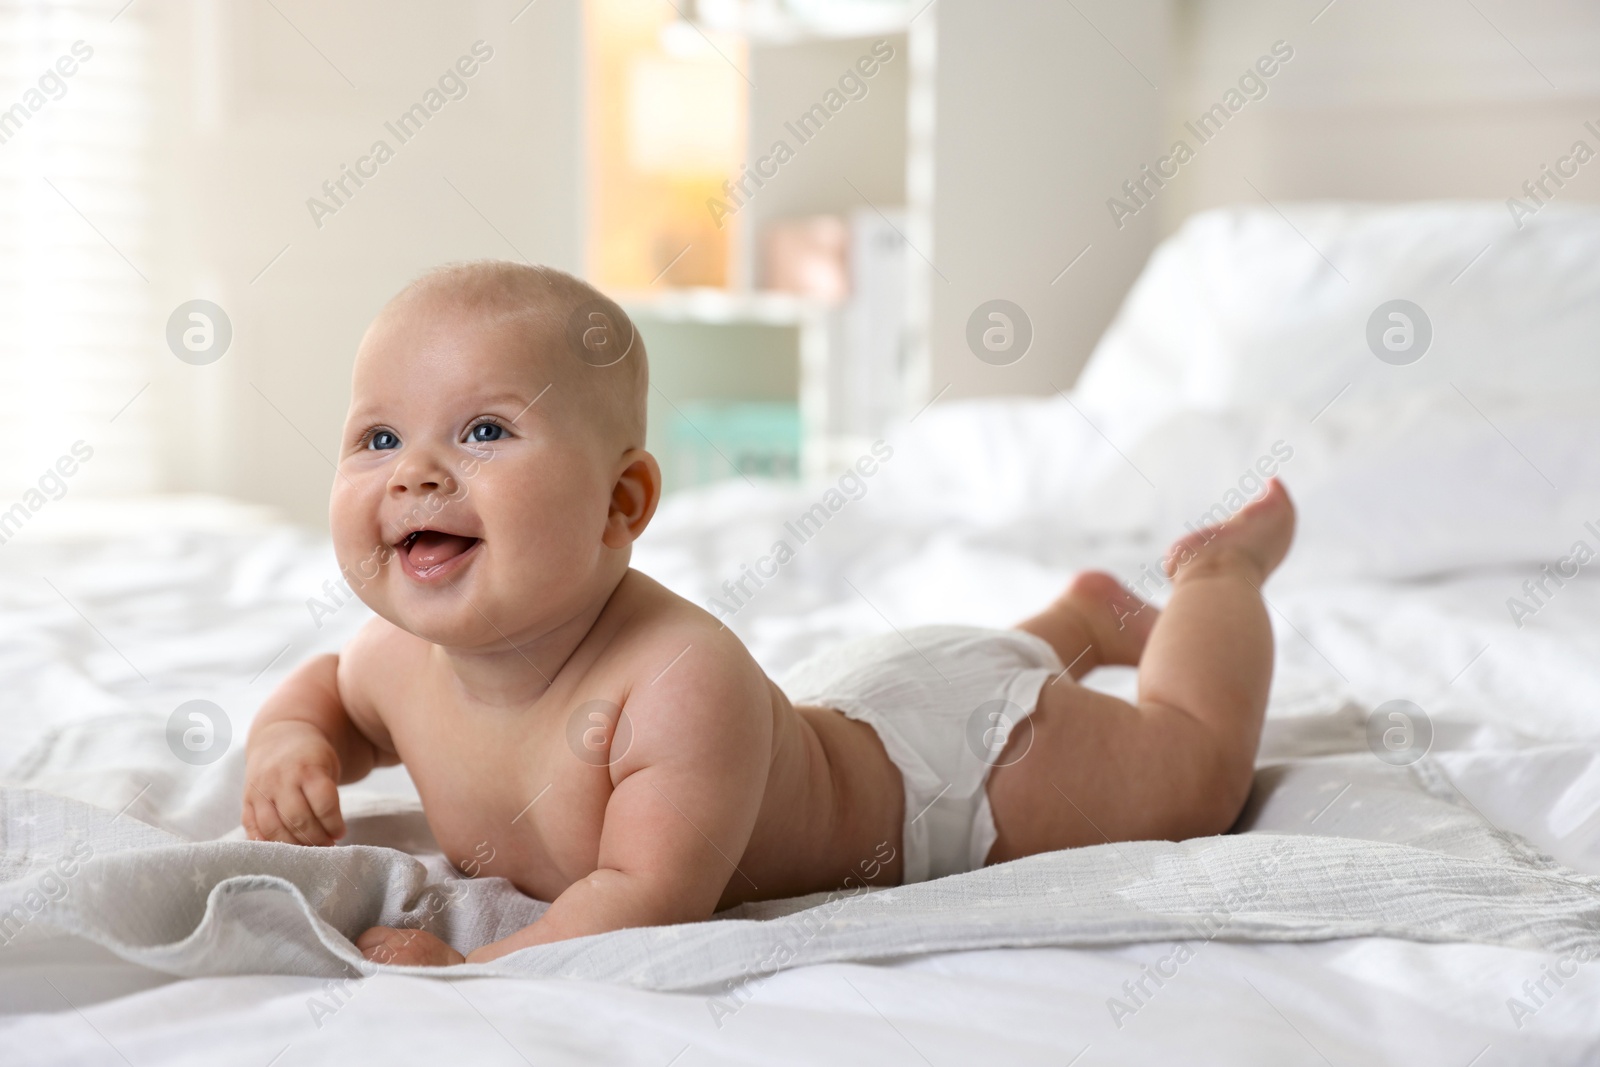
[
  {"xmin": 242, "ymin": 628, "xmax": 395, "ymax": 845},
  {"xmin": 481, "ymin": 658, "xmax": 770, "ymax": 960},
  {"xmin": 486, "ymin": 687, "xmax": 768, "ymax": 966},
  {"xmin": 361, "ymin": 643, "xmax": 773, "ymax": 966}
]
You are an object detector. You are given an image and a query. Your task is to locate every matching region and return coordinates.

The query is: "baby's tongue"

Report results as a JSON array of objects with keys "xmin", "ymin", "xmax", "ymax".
[{"xmin": 407, "ymin": 531, "xmax": 477, "ymax": 568}]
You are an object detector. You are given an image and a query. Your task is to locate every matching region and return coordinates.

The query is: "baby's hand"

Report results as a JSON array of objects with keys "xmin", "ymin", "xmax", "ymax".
[
  {"xmin": 356, "ymin": 926, "xmax": 465, "ymax": 967},
  {"xmin": 242, "ymin": 721, "xmax": 346, "ymax": 846}
]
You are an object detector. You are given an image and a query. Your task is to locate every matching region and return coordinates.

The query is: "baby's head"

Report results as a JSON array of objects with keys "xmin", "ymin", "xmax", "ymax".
[{"xmin": 331, "ymin": 261, "xmax": 658, "ymax": 649}]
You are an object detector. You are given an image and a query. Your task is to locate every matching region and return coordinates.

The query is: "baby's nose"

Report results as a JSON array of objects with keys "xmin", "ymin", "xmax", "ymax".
[
  {"xmin": 392, "ymin": 476, "xmax": 457, "ymax": 496},
  {"xmin": 389, "ymin": 457, "xmax": 457, "ymax": 496}
]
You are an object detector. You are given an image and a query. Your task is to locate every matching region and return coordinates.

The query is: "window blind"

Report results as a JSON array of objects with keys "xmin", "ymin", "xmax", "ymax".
[{"xmin": 0, "ymin": 0, "xmax": 153, "ymax": 498}]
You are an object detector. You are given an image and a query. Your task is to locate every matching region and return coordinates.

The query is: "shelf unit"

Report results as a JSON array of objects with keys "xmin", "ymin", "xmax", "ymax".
[
  {"xmin": 618, "ymin": 288, "xmax": 833, "ymax": 482},
  {"xmin": 621, "ymin": 0, "xmax": 936, "ymax": 491}
]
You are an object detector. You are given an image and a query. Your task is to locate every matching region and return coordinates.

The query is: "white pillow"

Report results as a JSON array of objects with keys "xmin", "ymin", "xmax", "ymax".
[
  {"xmin": 873, "ymin": 388, "xmax": 1600, "ymax": 582},
  {"xmin": 1082, "ymin": 388, "xmax": 1600, "ymax": 582},
  {"xmin": 1073, "ymin": 201, "xmax": 1600, "ymax": 442}
]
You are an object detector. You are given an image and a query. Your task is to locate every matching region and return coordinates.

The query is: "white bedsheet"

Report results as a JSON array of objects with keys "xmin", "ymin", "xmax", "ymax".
[{"xmin": 2, "ymin": 482, "xmax": 1600, "ymax": 1066}]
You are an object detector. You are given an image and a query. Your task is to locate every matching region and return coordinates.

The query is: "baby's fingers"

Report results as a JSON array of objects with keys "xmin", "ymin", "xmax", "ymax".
[
  {"xmin": 241, "ymin": 801, "xmax": 261, "ymax": 841},
  {"xmin": 245, "ymin": 789, "xmax": 291, "ymax": 843},
  {"xmin": 302, "ymin": 772, "xmax": 345, "ymax": 842},
  {"xmin": 272, "ymin": 785, "xmax": 335, "ymax": 846}
]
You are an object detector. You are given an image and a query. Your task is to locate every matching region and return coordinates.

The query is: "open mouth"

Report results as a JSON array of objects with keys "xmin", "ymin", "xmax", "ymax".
[{"xmin": 395, "ymin": 529, "xmax": 481, "ymax": 581}]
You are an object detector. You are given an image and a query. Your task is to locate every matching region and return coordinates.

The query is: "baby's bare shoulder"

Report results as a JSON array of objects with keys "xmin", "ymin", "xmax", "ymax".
[
  {"xmin": 335, "ymin": 616, "xmax": 428, "ymax": 750},
  {"xmin": 606, "ymin": 575, "xmax": 775, "ymax": 768}
]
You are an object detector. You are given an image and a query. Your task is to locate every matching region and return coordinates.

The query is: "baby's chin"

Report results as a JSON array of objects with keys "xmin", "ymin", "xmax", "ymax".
[{"xmin": 369, "ymin": 596, "xmax": 508, "ymax": 649}]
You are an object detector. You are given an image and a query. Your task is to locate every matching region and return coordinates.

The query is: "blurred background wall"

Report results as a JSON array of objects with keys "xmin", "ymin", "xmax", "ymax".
[{"xmin": 2, "ymin": 0, "xmax": 1598, "ymax": 530}]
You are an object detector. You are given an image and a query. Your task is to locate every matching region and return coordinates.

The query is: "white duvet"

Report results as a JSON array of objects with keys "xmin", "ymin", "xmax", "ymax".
[{"xmin": 5, "ymin": 203, "xmax": 1600, "ymax": 1065}]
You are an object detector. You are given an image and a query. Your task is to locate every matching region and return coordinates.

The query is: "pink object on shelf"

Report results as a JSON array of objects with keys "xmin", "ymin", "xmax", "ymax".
[{"xmin": 761, "ymin": 215, "xmax": 850, "ymax": 300}]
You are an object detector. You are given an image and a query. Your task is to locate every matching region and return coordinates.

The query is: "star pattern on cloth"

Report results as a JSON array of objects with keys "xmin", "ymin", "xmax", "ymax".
[{"xmin": 319, "ymin": 872, "xmax": 345, "ymax": 914}]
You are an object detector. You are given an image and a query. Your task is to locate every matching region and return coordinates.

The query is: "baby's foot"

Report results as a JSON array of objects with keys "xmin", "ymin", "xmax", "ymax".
[
  {"xmin": 1058, "ymin": 570, "xmax": 1159, "ymax": 670},
  {"xmin": 1163, "ymin": 478, "xmax": 1296, "ymax": 585}
]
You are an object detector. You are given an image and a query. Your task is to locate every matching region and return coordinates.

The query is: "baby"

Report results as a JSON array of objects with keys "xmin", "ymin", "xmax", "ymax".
[{"xmin": 242, "ymin": 262, "xmax": 1295, "ymax": 966}]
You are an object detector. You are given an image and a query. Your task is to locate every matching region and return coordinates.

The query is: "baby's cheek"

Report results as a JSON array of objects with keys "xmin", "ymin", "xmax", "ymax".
[
  {"xmin": 499, "ymin": 474, "xmax": 603, "ymax": 548},
  {"xmin": 327, "ymin": 506, "xmax": 391, "ymax": 607},
  {"xmin": 327, "ymin": 485, "xmax": 366, "ymax": 555},
  {"xmin": 521, "ymin": 525, "xmax": 596, "ymax": 581},
  {"xmin": 328, "ymin": 518, "xmax": 370, "ymax": 580}
]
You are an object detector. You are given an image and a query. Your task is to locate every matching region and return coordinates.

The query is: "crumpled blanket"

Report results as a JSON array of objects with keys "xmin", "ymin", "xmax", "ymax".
[{"xmin": 4, "ymin": 707, "xmax": 1598, "ymax": 992}]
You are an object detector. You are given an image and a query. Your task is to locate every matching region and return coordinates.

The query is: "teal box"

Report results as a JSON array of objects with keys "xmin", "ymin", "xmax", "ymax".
[{"xmin": 665, "ymin": 401, "xmax": 801, "ymax": 488}]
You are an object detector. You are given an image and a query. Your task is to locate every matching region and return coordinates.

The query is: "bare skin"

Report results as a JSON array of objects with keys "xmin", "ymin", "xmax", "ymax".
[
  {"xmin": 991, "ymin": 483, "xmax": 1292, "ymax": 859},
  {"xmin": 243, "ymin": 279, "xmax": 1296, "ymax": 968}
]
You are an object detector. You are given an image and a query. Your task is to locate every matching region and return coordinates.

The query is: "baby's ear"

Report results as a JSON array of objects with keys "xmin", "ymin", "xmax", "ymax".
[{"xmin": 602, "ymin": 449, "xmax": 662, "ymax": 548}]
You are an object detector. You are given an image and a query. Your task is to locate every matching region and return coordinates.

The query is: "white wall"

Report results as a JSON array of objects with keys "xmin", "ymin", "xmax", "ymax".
[
  {"xmin": 143, "ymin": 0, "xmax": 584, "ymax": 528},
  {"xmin": 1163, "ymin": 0, "xmax": 1600, "ymax": 230},
  {"xmin": 927, "ymin": 0, "xmax": 1173, "ymax": 402}
]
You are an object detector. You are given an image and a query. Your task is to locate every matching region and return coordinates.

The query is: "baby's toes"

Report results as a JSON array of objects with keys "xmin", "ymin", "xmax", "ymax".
[
  {"xmin": 1164, "ymin": 479, "xmax": 1296, "ymax": 581},
  {"xmin": 1213, "ymin": 478, "xmax": 1296, "ymax": 576}
]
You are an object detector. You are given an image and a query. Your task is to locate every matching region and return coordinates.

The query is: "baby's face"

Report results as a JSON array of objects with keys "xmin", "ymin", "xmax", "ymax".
[{"xmin": 331, "ymin": 300, "xmax": 620, "ymax": 648}]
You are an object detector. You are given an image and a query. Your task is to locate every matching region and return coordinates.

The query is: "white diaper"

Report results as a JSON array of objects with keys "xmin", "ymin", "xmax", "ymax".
[{"xmin": 778, "ymin": 624, "xmax": 1065, "ymax": 884}]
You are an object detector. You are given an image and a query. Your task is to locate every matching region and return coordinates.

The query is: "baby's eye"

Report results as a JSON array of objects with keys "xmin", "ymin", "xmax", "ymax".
[
  {"xmin": 469, "ymin": 422, "xmax": 505, "ymax": 443},
  {"xmin": 367, "ymin": 430, "xmax": 400, "ymax": 451}
]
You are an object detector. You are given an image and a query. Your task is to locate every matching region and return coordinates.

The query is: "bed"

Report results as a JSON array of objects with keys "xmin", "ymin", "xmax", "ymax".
[{"xmin": 4, "ymin": 202, "xmax": 1600, "ymax": 1065}]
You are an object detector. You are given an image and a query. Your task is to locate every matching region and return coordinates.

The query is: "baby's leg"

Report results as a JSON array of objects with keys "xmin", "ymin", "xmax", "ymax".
[{"xmin": 986, "ymin": 480, "xmax": 1295, "ymax": 861}]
